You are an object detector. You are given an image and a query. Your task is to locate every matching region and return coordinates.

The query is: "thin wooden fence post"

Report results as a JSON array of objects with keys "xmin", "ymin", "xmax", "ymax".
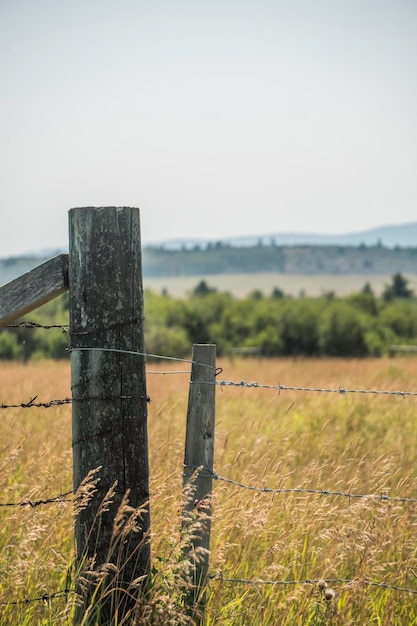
[
  {"xmin": 182, "ymin": 343, "xmax": 216, "ymax": 618},
  {"xmin": 69, "ymin": 207, "xmax": 150, "ymax": 624}
]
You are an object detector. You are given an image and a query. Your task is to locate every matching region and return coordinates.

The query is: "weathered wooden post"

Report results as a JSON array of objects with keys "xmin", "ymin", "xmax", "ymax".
[
  {"xmin": 182, "ymin": 343, "xmax": 216, "ymax": 619},
  {"xmin": 69, "ymin": 207, "xmax": 150, "ymax": 623}
]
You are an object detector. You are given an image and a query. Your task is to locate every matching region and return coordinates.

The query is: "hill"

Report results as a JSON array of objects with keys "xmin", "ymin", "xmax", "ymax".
[
  {"xmin": 154, "ymin": 221, "xmax": 417, "ymax": 249},
  {"xmin": 1, "ymin": 222, "xmax": 417, "ymax": 288}
]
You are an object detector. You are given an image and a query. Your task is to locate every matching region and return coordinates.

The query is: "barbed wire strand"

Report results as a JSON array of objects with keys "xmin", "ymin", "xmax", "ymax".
[
  {"xmin": 69, "ymin": 346, "xmax": 218, "ymax": 372},
  {"xmin": 208, "ymin": 575, "xmax": 417, "ymax": 594},
  {"xmin": 0, "ymin": 588, "xmax": 73, "ymax": 607},
  {"xmin": 0, "ymin": 396, "xmax": 72, "ymax": 409},
  {"xmin": 184, "ymin": 466, "xmax": 417, "ymax": 504},
  {"xmin": 0, "ymin": 394, "xmax": 154, "ymax": 409},
  {"xmin": 194, "ymin": 379, "xmax": 417, "ymax": 398},
  {"xmin": 0, "ymin": 490, "xmax": 74, "ymax": 508},
  {"xmin": 1, "ymin": 577, "xmax": 416, "ymax": 607},
  {"xmin": 3, "ymin": 318, "xmax": 143, "ymax": 335},
  {"xmin": 3, "ymin": 377, "xmax": 416, "ymax": 409},
  {"xmin": 4, "ymin": 321, "xmax": 69, "ymax": 332}
]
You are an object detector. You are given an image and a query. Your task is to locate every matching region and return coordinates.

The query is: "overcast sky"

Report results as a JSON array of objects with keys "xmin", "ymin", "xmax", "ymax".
[{"xmin": 1, "ymin": 0, "xmax": 416, "ymax": 257}]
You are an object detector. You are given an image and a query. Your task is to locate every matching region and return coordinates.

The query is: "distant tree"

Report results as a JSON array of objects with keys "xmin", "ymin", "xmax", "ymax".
[
  {"xmin": 271, "ymin": 287, "xmax": 285, "ymax": 299},
  {"xmin": 192, "ymin": 280, "xmax": 217, "ymax": 296},
  {"xmin": 361, "ymin": 282, "xmax": 374, "ymax": 295},
  {"xmin": 348, "ymin": 288, "xmax": 378, "ymax": 316},
  {"xmin": 382, "ymin": 272, "xmax": 414, "ymax": 301},
  {"xmin": 249, "ymin": 289, "xmax": 264, "ymax": 300}
]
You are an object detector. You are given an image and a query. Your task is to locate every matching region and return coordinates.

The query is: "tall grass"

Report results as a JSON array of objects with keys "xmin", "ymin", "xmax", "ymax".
[{"xmin": 1, "ymin": 357, "xmax": 417, "ymax": 624}]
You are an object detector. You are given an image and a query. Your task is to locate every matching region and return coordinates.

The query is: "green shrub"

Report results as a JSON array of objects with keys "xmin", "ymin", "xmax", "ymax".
[
  {"xmin": 319, "ymin": 301, "xmax": 368, "ymax": 357},
  {"xmin": 0, "ymin": 331, "xmax": 22, "ymax": 360},
  {"xmin": 379, "ymin": 301, "xmax": 417, "ymax": 340}
]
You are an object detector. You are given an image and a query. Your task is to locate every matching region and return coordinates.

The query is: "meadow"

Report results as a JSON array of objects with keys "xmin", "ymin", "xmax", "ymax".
[{"xmin": 1, "ymin": 356, "xmax": 417, "ymax": 624}]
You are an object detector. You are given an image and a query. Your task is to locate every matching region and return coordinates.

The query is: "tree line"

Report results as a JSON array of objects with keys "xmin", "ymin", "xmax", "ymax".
[
  {"xmin": 142, "ymin": 243, "xmax": 417, "ymax": 276},
  {"xmin": 1, "ymin": 273, "xmax": 417, "ymax": 360}
]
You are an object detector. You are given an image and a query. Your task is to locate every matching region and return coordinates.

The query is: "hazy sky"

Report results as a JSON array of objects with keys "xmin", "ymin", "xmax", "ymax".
[{"xmin": 1, "ymin": 0, "xmax": 416, "ymax": 257}]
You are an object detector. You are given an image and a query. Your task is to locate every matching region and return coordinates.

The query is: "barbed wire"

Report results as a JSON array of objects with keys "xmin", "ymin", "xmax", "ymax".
[
  {"xmin": 3, "ymin": 321, "xmax": 69, "ymax": 332},
  {"xmin": 184, "ymin": 466, "xmax": 417, "ymax": 504},
  {"xmin": 0, "ymin": 394, "xmax": 154, "ymax": 409},
  {"xmin": 68, "ymin": 346, "xmax": 220, "ymax": 373},
  {"xmin": 2, "ymin": 370, "xmax": 415, "ymax": 410},
  {"xmin": 0, "ymin": 489, "xmax": 73, "ymax": 508},
  {"xmin": 2, "ymin": 576, "xmax": 416, "ymax": 608},
  {"xmin": 194, "ymin": 379, "xmax": 417, "ymax": 398},
  {"xmin": 0, "ymin": 588, "xmax": 73, "ymax": 607},
  {"xmin": 3, "ymin": 318, "xmax": 144, "ymax": 335},
  {"xmin": 208, "ymin": 575, "xmax": 417, "ymax": 594},
  {"xmin": 0, "ymin": 396, "xmax": 72, "ymax": 409}
]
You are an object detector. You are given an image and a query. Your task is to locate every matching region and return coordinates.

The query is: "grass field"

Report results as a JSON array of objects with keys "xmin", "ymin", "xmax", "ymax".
[
  {"xmin": 2, "ymin": 356, "xmax": 417, "ymax": 624},
  {"xmin": 144, "ymin": 272, "xmax": 417, "ymax": 298}
]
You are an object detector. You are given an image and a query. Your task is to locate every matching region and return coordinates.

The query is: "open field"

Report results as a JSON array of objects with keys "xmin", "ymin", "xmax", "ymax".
[
  {"xmin": 2, "ymin": 357, "xmax": 417, "ymax": 624},
  {"xmin": 144, "ymin": 272, "xmax": 417, "ymax": 298}
]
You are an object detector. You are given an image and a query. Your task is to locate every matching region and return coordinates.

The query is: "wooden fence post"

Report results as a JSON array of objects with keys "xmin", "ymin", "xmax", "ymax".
[
  {"xmin": 182, "ymin": 343, "xmax": 216, "ymax": 617},
  {"xmin": 0, "ymin": 254, "xmax": 68, "ymax": 327},
  {"xmin": 69, "ymin": 207, "xmax": 150, "ymax": 623}
]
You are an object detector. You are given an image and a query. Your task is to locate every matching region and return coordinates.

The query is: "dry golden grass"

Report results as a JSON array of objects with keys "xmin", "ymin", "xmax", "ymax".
[
  {"xmin": 0, "ymin": 361, "xmax": 73, "ymax": 624},
  {"xmin": 1, "ymin": 357, "xmax": 417, "ymax": 624}
]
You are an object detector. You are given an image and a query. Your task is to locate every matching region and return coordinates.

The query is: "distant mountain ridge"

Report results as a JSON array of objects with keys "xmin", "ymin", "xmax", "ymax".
[
  {"xmin": 157, "ymin": 222, "xmax": 417, "ymax": 250},
  {"xmin": 229, "ymin": 222, "xmax": 417, "ymax": 248}
]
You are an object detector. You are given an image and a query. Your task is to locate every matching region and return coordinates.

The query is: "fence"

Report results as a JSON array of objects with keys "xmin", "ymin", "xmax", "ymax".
[
  {"xmin": 0, "ymin": 207, "xmax": 218, "ymax": 623},
  {"xmin": 1, "ymin": 206, "xmax": 417, "ymax": 623}
]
